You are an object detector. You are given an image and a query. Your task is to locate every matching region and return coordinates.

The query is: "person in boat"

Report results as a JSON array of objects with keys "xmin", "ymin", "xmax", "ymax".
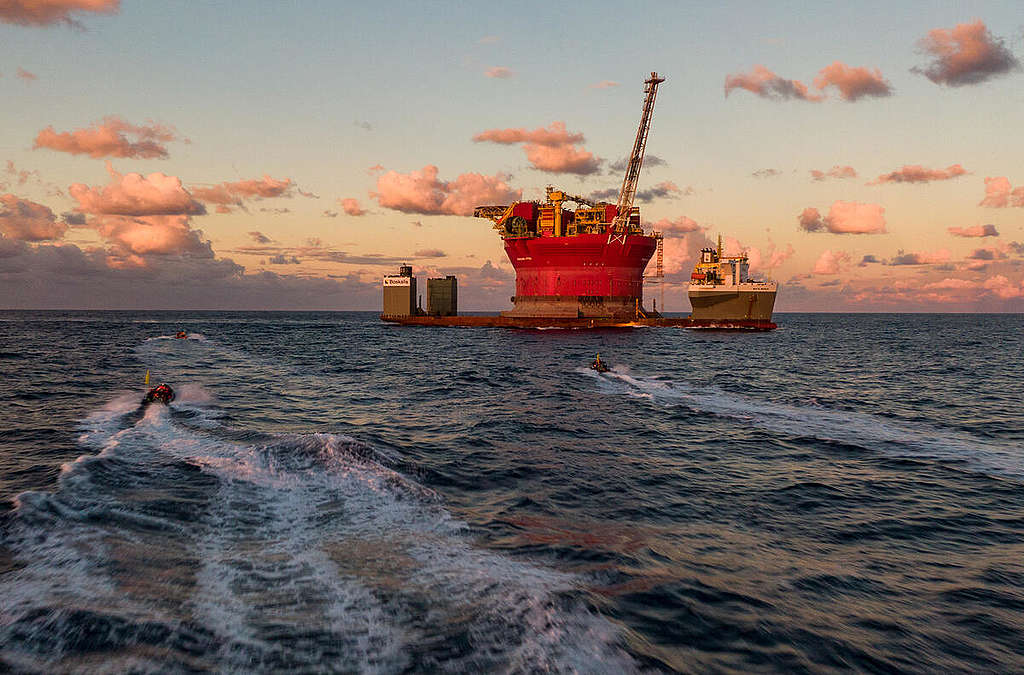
[
  {"xmin": 142, "ymin": 383, "xmax": 175, "ymax": 405},
  {"xmin": 175, "ymin": 331, "xmax": 187, "ymax": 339},
  {"xmin": 590, "ymin": 353, "xmax": 609, "ymax": 373}
]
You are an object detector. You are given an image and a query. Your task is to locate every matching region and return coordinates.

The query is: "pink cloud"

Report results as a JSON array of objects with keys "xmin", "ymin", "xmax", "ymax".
[
  {"xmin": 371, "ymin": 165, "xmax": 521, "ymax": 216},
  {"xmin": 913, "ymin": 20, "xmax": 1020, "ymax": 87},
  {"xmin": 810, "ymin": 166, "xmax": 857, "ymax": 181},
  {"xmin": 813, "ymin": 249, "xmax": 851, "ymax": 275},
  {"xmin": 799, "ymin": 201, "xmax": 886, "ymax": 234},
  {"xmin": 650, "ymin": 216, "xmax": 702, "ymax": 235},
  {"xmin": 340, "ymin": 198, "xmax": 365, "ymax": 216},
  {"xmin": 484, "ymin": 66, "xmax": 514, "ymax": 79},
  {"xmin": 723, "ymin": 237, "xmax": 795, "ymax": 274},
  {"xmin": 523, "ymin": 143, "xmax": 600, "ymax": 175},
  {"xmin": 813, "ymin": 61, "xmax": 893, "ymax": 101},
  {"xmin": 70, "ymin": 163, "xmax": 205, "ymax": 216},
  {"xmin": 35, "ymin": 116, "xmax": 178, "ymax": 159},
  {"xmin": 473, "ymin": 121, "xmax": 599, "ymax": 175},
  {"xmin": 724, "ymin": 65, "xmax": 823, "ymax": 102},
  {"xmin": 473, "ymin": 121, "xmax": 584, "ymax": 147},
  {"xmin": 16, "ymin": 67, "xmax": 37, "ymax": 82},
  {"xmin": 94, "ymin": 214, "xmax": 212, "ymax": 262},
  {"xmin": 923, "ymin": 278, "xmax": 980, "ymax": 290},
  {"xmin": 190, "ymin": 175, "xmax": 294, "ymax": 211},
  {"xmin": 591, "ymin": 80, "xmax": 619, "ymax": 89},
  {"xmin": 979, "ymin": 176, "xmax": 1024, "ymax": 208},
  {"xmin": 948, "ymin": 224, "xmax": 998, "ymax": 237},
  {"xmin": 983, "ymin": 275, "xmax": 1024, "ymax": 299},
  {"xmin": 0, "ymin": 0, "xmax": 118, "ymax": 26},
  {"xmin": 0, "ymin": 193, "xmax": 67, "ymax": 241},
  {"xmin": 870, "ymin": 164, "xmax": 967, "ymax": 184}
]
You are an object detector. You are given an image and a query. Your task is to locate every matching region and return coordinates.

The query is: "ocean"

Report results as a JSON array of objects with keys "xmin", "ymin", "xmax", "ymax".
[{"xmin": 1, "ymin": 311, "xmax": 1022, "ymax": 673}]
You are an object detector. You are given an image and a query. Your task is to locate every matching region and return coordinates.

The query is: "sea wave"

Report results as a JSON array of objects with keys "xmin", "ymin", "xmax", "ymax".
[
  {"xmin": 587, "ymin": 367, "xmax": 1024, "ymax": 479},
  {"xmin": 1, "ymin": 390, "xmax": 638, "ymax": 672}
]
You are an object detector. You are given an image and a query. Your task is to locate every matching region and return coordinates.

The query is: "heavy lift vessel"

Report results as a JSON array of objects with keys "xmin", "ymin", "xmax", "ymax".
[{"xmin": 382, "ymin": 72, "xmax": 776, "ymax": 330}]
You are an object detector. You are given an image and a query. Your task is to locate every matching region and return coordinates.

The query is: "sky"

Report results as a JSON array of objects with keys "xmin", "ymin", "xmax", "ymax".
[{"xmin": 1, "ymin": 0, "xmax": 1023, "ymax": 311}]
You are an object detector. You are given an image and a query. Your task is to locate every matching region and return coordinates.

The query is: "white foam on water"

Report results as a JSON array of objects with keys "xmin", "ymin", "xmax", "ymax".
[
  {"xmin": 590, "ymin": 368, "xmax": 1024, "ymax": 478},
  {"xmin": 3, "ymin": 391, "xmax": 640, "ymax": 672}
]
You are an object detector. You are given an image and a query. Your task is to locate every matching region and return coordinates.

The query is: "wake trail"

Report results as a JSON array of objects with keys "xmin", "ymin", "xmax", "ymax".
[{"xmin": 587, "ymin": 367, "xmax": 1024, "ymax": 479}]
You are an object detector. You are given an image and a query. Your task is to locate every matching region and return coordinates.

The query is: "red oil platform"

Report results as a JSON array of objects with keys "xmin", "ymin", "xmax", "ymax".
[{"xmin": 381, "ymin": 72, "xmax": 776, "ymax": 331}]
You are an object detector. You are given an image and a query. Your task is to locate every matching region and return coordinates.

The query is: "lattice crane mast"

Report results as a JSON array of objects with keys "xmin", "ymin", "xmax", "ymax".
[{"xmin": 610, "ymin": 72, "xmax": 665, "ymax": 243}]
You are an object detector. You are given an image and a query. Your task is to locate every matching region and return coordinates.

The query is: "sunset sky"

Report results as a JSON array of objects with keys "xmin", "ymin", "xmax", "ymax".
[{"xmin": 2, "ymin": 0, "xmax": 1023, "ymax": 311}]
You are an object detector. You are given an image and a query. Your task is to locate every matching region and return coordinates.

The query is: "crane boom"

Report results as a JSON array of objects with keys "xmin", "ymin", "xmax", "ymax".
[{"xmin": 610, "ymin": 71, "xmax": 665, "ymax": 242}]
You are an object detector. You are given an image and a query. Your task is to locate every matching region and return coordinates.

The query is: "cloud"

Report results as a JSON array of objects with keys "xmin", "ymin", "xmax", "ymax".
[
  {"xmin": 798, "ymin": 207, "xmax": 824, "ymax": 232},
  {"xmin": 912, "ymin": 20, "xmax": 1020, "ymax": 86},
  {"xmin": 982, "ymin": 275, "xmax": 1024, "ymax": 299},
  {"xmin": 413, "ymin": 249, "xmax": 445, "ymax": 258},
  {"xmin": 588, "ymin": 188, "xmax": 619, "ymax": 202},
  {"xmin": 478, "ymin": 35, "xmax": 499, "ymax": 44},
  {"xmin": 340, "ymin": 198, "xmax": 365, "ymax": 216},
  {"xmin": 635, "ymin": 181, "xmax": 687, "ymax": 202},
  {"xmin": 16, "ymin": 67, "xmax": 37, "ymax": 82},
  {"xmin": 813, "ymin": 249, "xmax": 851, "ymax": 274},
  {"xmin": 979, "ymin": 176, "xmax": 1024, "ymax": 208},
  {"xmin": 650, "ymin": 215, "xmax": 702, "ymax": 235},
  {"xmin": 473, "ymin": 121, "xmax": 600, "ymax": 175},
  {"xmin": 798, "ymin": 201, "xmax": 886, "ymax": 234},
  {"xmin": 751, "ymin": 168, "xmax": 781, "ymax": 179},
  {"xmin": 0, "ymin": 0, "xmax": 119, "ymax": 26},
  {"xmin": 484, "ymin": 66, "xmax": 514, "ymax": 79},
  {"xmin": 93, "ymin": 214, "xmax": 213, "ymax": 262},
  {"xmin": 34, "ymin": 116, "xmax": 179, "ymax": 160},
  {"xmin": 190, "ymin": 175, "xmax": 294, "ymax": 212},
  {"xmin": 2, "ymin": 160, "xmax": 41, "ymax": 189},
  {"xmin": 591, "ymin": 80, "xmax": 619, "ymax": 89},
  {"xmin": 858, "ymin": 254, "xmax": 880, "ymax": 266},
  {"xmin": 0, "ymin": 193, "xmax": 68, "ymax": 241},
  {"xmin": 353, "ymin": 120, "xmax": 372, "ymax": 132},
  {"xmin": 723, "ymin": 236, "xmax": 795, "ymax": 274},
  {"xmin": 268, "ymin": 254, "xmax": 300, "ymax": 265},
  {"xmin": 322, "ymin": 210, "xmax": 338, "ymax": 218},
  {"xmin": 724, "ymin": 65, "xmax": 823, "ymax": 102},
  {"xmin": 948, "ymin": 224, "xmax": 999, "ymax": 237},
  {"xmin": 870, "ymin": 164, "xmax": 966, "ymax": 184},
  {"xmin": 967, "ymin": 247, "xmax": 1007, "ymax": 261},
  {"xmin": 371, "ymin": 165, "xmax": 521, "ymax": 216},
  {"xmin": 813, "ymin": 61, "xmax": 893, "ymax": 101},
  {"xmin": 810, "ymin": 166, "xmax": 857, "ymax": 181},
  {"xmin": 888, "ymin": 249, "xmax": 951, "ymax": 265},
  {"xmin": 609, "ymin": 155, "xmax": 666, "ymax": 172},
  {"xmin": 248, "ymin": 231, "xmax": 272, "ymax": 244},
  {"xmin": 0, "ymin": 238, "xmax": 392, "ymax": 310},
  {"xmin": 70, "ymin": 163, "xmax": 205, "ymax": 216}
]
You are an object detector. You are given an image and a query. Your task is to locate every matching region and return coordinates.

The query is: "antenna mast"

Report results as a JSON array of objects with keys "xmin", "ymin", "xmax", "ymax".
[{"xmin": 609, "ymin": 71, "xmax": 665, "ymax": 243}]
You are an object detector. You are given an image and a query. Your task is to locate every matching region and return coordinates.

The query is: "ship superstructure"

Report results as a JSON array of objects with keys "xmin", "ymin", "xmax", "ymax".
[
  {"xmin": 688, "ymin": 236, "xmax": 778, "ymax": 322},
  {"xmin": 474, "ymin": 73, "xmax": 665, "ymax": 320}
]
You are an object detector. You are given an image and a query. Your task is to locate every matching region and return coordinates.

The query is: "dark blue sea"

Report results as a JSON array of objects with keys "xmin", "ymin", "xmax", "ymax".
[{"xmin": 1, "ymin": 311, "xmax": 1022, "ymax": 673}]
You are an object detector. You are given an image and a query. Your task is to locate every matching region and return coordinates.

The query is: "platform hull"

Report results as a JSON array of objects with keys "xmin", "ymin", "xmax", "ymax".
[
  {"xmin": 503, "ymin": 233, "xmax": 657, "ymax": 318},
  {"xmin": 381, "ymin": 314, "xmax": 776, "ymax": 330}
]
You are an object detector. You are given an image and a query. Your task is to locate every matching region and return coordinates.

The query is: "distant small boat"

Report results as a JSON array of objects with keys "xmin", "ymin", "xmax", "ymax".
[
  {"xmin": 590, "ymin": 354, "xmax": 610, "ymax": 373},
  {"xmin": 175, "ymin": 331, "xmax": 187, "ymax": 339}
]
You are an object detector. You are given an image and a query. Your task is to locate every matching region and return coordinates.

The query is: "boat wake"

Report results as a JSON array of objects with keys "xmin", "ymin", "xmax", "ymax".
[
  {"xmin": 586, "ymin": 368, "xmax": 1024, "ymax": 479},
  {"xmin": 1, "ymin": 386, "xmax": 637, "ymax": 672}
]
